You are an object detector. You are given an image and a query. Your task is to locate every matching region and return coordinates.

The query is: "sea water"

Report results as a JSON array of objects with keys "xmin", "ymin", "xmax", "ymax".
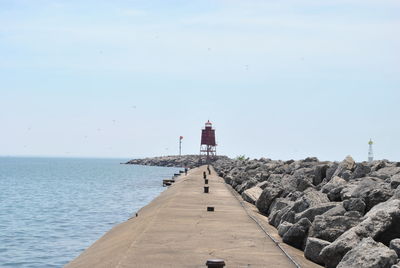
[{"xmin": 0, "ymin": 157, "xmax": 180, "ymax": 267}]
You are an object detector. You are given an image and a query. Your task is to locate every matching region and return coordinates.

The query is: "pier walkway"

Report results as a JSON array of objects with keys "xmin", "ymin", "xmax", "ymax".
[{"xmin": 66, "ymin": 166, "xmax": 320, "ymax": 268}]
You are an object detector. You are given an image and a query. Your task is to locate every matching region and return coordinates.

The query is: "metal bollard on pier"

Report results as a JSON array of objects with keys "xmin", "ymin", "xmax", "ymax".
[{"xmin": 206, "ymin": 259, "xmax": 225, "ymax": 268}]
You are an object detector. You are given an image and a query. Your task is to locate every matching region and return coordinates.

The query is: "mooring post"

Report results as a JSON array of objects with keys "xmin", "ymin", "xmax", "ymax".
[
  {"xmin": 206, "ymin": 259, "xmax": 225, "ymax": 268},
  {"xmin": 204, "ymin": 186, "xmax": 209, "ymax": 193}
]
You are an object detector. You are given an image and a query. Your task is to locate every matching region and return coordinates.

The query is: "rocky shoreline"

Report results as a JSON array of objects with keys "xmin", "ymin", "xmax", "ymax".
[
  {"xmin": 125, "ymin": 154, "xmax": 400, "ymax": 268},
  {"xmin": 212, "ymin": 156, "xmax": 400, "ymax": 268},
  {"xmin": 124, "ymin": 155, "xmax": 229, "ymax": 168}
]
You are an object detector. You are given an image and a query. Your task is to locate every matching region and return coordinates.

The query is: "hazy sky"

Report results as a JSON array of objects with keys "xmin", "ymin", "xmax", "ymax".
[{"xmin": 1, "ymin": 0, "xmax": 399, "ymax": 161}]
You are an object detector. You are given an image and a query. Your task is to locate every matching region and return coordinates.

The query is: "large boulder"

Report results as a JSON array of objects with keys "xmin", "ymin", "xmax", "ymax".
[
  {"xmin": 350, "ymin": 162, "xmax": 371, "ymax": 180},
  {"xmin": 291, "ymin": 189, "xmax": 330, "ymax": 213},
  {"xmin": 343, "ymin": 198, "xmax": 366, "ymax": 214},
  {"xmin": 321, "ymin": 176, "xmax": 347, "ymax": 201},
  {"xmin": 255, "ymin": 186, "xmax": 283, "ymax": 215},
  {"xmin": 304, "ymin": 237, "xmax": 331, "ymax": 265},
  {"xmin": 277, "ymin": 221, "xmax": 293, "ymax": 237},
  {"xmin": 268, "ymin": 198, "xmax": 295, "ymax": 227},
  {"xmin": 322, "ymin": 203, "xmax": 347, "ymax": 217},
  {"xmin": 313, "ymin": 164, "xmax": 329, "ymax": 186},
  {"xmin": 309, "ymin": 214, "xmax": 362, "ymax": 242},
  {"xmin": 391, "ymin": 174, "xmax": 400, "ymax": 189},
  {"xmin": 337, "ymin": 237, "xmax": 397, "ymax": 268},
  {"xmin": 326, "ymin": 163, "xmax": 339, "ymax": 181},
  {"xmin": 235, "ymin": 178, "xmax": 258, "ymax": 194},
  {"xmin": 320, "ymin": 199, "xmax": 400, "ymax": 268},
  {"xmin": 340, "ymin": 177, "xmax": 393, "ymax": 211},
  {"xmin": 242, "ymin": 186, "xmax": 262, "ymax": 204},
  {"xmin": 282, "ymin": 218, "xmax": 312, "ymax": 250},
  {"xmin": 332, "ymin": 156, "xmax": 356, "ymax": 180},
  {"xmin": 389, "ymin": 238, "xmax": 400, "ymax": 257},
  {"xmin": 294, "ymin": 203, "xmax": 338, "ymax": 223},
  {"xmin": 370, "ymin": 167, "xmax": 400, "ymax": 180},
  {"xmin": 291, "ymin": 168, "xmax": 315, "ymax": 191}
]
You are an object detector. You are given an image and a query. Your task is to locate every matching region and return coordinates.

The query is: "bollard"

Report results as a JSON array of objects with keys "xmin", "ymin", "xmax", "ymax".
[
  {"xmin": 207, "ymin": 206, "xmax": 214, "ymax": 212},
  {"xmin": 205, "ymin": 179, "xmax": 208, "ymax": 184},
  {"xmin": 203, "ymin": 171, "xmax": 207, "ymax": 179},
  {"xmin": 206, "ymin": 259, "xmax": 225, "ymax": 268},
  {"xmin": 204, "ymin": 186, "xmax": 209, "ymax": 193}
]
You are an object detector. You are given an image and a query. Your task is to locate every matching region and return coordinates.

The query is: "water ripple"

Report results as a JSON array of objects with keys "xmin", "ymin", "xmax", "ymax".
[{"xmin": 0, "ymin": 157, "xmax": 180, "ymax": 268}]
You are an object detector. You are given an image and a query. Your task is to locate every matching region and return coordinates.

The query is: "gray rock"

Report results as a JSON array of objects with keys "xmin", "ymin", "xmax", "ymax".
[
  {"xmin": 326, "ymin": 177, "xmax": 348, "ymax": 188},
  {"xmin": 235, "ymin": 178, "xmax": 257, "ymax": 194},
  {"xmin": 343, "ymin": 198, "xmax": 366, "ymax": 214},
  {"xmin": 371, "ymin": 167, "xmax": 400, "ymax": 180},
  {"xmin": 390, "ymin": 238, "xmax": 400, "ymax": 257},
  {"xmin": 322, "ymin": 203, "xmax": 347, "ymax": 216},
  {"xmin": 282, "ymin": 218, "xmax": 312, "ymax": 250},
  {"xmin": 391, "ymin": 174, "xmax": 400, "ymax": 189},
  {"xmin": 332, "ymin": 156, "xmax": 356, "ymax": 179},
  {"xmin": 292, "ymin": 168, "xmax": 315, "ymax": 191},
  {"xmin": 371, "ymin": 160, "xmax": 387, "ymax": 172},
  {"xmin": 326, "ymin": 163, "xmax": 339, "ymax": 181},
  {"xmin": 278, "ymin": 221, "xmax": 293, "ymax": 237},
  {"xmin": 313, "ymin": 165, "xmax": 328, "ymax": 186},
  {"xmin": 268, "ymin": 198, "xmax": 292, "ymax": 220},
  {"xmin": 344, "ymin": 211, "xmax": 363, "ymax": 218},
  {"xmin": 340, "ymin": 177, "xmax": 393, "ymax": 211},
  {"xmin": 392, "ymin": 185, "xmax": 400, "ymax": 200},
  {"xmin": 255, "ymin": 180, "xmax": 269, "ymax": 189},
  {"xmin": 269, "ymin": 200, "xmax": 297, "ymax": 227},
  {"xmin": 291, "ymin": 189, "xmax": 330, "ymax": 213},
  {"xmin": 255, "ymin": 186, "xmax": 283, "ymax": 215},
  {"xmin": 242, "ymin": 186, "xmax": 263, "ymax": 204},
  {"xmin": 304, "ymin": 237, "xmax": 331, "ymax": 265},
  {"xmin": 320, "ymin": 199, "xmax": 400, "ymax": 268},
  {"xmin": 309, "ymin": 214, "xmax": 361, "ymax": 242},
  {"xmin": 321, "ymin": 176, "xmax": 347, "ymax": 201},
  {"xmin": 351, "ymin": 162, "xmax": 371, "ymax": 179},
  {"xmin": 294, "ymin": 203, "xmax": 338, "ymax": 223},
  {"xmin": 337, "ymin": 237, "xmax": 397, "ymax": 268}
]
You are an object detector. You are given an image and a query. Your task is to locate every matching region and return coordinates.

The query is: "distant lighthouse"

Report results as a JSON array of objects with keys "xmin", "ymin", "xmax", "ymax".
[
  {"xmin": 200, "ymin": 120, "xmax": 217, "ymax": 164},
  {"xmin": 368, "ymin": 139, "xmax": 374, "ymax": 162}
]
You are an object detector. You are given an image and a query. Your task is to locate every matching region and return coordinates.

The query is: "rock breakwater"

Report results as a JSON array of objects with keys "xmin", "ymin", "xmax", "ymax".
[
  {"xmin": 125, "ymin": 155, "xmax": 229, "ymax": 168},
  {"xmin": 213, "ymin": 156, "xmax": 400, "ymax": 268}
]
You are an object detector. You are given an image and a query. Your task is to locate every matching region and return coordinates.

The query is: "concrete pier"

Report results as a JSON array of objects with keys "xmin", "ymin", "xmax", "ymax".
[{"xmin": 66, "ymin": 166, "xmax": 321, "ymax": 268}]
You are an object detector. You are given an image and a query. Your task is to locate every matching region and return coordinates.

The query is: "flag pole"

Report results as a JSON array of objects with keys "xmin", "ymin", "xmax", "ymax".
[{"xmin": 179, "ymin": 137, "xmax": 181, "ymax": 156}]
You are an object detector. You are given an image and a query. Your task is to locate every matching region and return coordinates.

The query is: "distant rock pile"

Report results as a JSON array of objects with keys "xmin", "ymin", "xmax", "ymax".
[
  {"xmin": 213, "ymin": 156, "xmax": 400, "ymax": 268},
  {"xmin": 125, "ymin": 155, "xmax": 229, "ymax": 168}
]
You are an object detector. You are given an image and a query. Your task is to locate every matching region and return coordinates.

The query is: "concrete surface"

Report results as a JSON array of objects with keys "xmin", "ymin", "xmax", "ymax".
[{"xmin": 66, "ymin": 166, "xmax": 322, "ymax": 268}]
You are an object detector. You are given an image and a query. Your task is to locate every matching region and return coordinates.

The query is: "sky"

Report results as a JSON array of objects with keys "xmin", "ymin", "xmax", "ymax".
[{"xmin": 0, "ymin": 0, "xmax": 399, "ymax": 161}]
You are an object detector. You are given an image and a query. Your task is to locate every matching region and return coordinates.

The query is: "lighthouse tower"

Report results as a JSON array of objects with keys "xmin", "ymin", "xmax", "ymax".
[
  {"xmin": 200, "ymin": 120, "xmax": 217, "ymax": 164},
  {"xmin": 368, "ymin": 139, "xmax": 374, "ymax": 162}
]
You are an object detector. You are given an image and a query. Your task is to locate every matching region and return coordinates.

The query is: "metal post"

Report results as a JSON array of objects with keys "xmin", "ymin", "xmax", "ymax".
[
  {"xmin": 179, "ymin": 137, "xmax": 182, "ymax": 156},
  {"xmin": 206, "ymin": 259, "xmax": 225, "ymax": 268}
]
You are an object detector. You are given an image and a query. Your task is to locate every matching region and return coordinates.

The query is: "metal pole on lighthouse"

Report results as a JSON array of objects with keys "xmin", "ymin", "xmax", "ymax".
[{"xmin": 179, "ymin": 136, "xmax": 183, "ymax": 156}]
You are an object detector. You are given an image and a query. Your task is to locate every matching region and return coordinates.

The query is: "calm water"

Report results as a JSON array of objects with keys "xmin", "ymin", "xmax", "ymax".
[{"xmin": 0, "ymin": 157, "xmax": 180, "ymax": 268}]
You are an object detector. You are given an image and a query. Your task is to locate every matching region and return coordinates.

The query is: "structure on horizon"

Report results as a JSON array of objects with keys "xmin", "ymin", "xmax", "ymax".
[
  {"xmin": 200, "ymin": 120, "xmax": 217, "ymax": 163},
  {"xmin": 368, "ymin": 139, "xmax": 374, "ymax": 162}
]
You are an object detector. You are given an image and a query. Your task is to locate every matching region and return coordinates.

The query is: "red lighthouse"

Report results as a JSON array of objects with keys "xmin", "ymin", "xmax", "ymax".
[{"xmin": 200, "ymin": 120, "xmax": 217, "ymax": 163}]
